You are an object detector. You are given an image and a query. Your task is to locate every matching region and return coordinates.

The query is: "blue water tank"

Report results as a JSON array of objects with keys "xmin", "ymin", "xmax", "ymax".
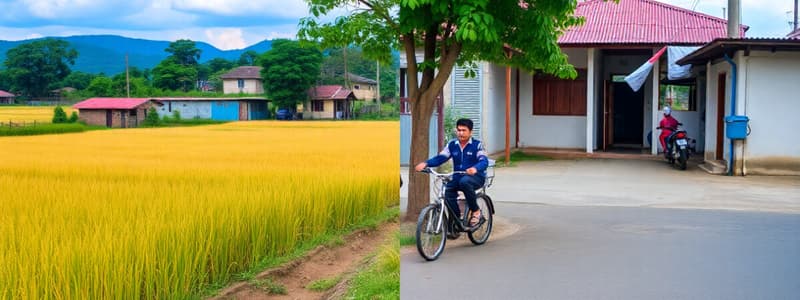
[{"xmin": 724, "ymin": 115, "xmax": 749, "ymax": 139}]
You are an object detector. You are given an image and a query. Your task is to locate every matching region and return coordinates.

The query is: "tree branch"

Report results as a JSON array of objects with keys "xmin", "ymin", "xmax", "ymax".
[{"xmin": 358, "ymin": 0, "xmax": 399, "ymax": 31}]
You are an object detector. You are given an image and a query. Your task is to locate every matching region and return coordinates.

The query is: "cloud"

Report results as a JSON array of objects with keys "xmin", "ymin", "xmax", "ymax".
[
  {"xmin": 170, "ymin": 0, "xmax": 309, "ymax": 19},
  {"xmin": 204, "ymin": 28, "xmax": 247, "ymax": 50}
]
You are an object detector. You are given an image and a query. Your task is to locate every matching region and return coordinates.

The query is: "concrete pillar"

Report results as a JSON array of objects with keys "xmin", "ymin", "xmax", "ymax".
[{"xmin": 586, "ymin": 48, "xmax": 596, "ymax": 153}]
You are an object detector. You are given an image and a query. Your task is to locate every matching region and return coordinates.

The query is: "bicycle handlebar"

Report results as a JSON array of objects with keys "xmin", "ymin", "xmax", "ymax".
[{"xmin": 420, "ymin": 167, "xmax": 467, "ymax": 178}]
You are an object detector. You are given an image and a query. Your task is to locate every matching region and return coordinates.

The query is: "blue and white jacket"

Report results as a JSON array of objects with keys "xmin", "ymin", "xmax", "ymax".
[{"xmin": 426, "ymin": 138, "xmax": 489, "ymax": 180}]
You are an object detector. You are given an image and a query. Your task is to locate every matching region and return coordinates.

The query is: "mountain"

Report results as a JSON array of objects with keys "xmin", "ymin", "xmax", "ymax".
[{"xmin": 0, "ymin": 35, "xmax": 273, "ymax": 75}]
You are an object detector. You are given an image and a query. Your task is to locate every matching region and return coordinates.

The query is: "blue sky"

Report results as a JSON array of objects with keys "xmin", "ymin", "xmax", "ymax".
[{"xmin": 0, "ymin": 0, "xmax": 796, "ymax": 50}]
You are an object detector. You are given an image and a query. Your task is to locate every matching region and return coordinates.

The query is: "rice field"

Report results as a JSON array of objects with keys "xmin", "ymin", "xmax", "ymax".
[
  {"xmin": 0, "ymin": 121, "xmax": 399, "ymax": 299},
  {"xmin": 0, "ymin": 106, "xmax": 76, "ymax": 123}
]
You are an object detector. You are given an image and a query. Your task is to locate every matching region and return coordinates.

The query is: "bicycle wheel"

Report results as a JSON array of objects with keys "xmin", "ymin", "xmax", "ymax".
[
  {"xmin": 416, "ymin": 204, "xmax": 447, "ymax": 261},
  {"xmin": 468, "ymin": 194, "xmax": 493, "ymax": 245}
]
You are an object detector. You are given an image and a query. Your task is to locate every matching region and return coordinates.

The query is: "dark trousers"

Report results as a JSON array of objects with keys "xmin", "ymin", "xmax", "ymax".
[{"xmin": 445, "ymin": 175, "xmax": 485, "ymax": 217}]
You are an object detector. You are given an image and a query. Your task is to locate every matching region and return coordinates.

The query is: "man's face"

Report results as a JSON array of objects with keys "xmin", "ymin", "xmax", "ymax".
[{"xmin": 456, "ymin": 125, "xmax": 471, "ymax": 143}]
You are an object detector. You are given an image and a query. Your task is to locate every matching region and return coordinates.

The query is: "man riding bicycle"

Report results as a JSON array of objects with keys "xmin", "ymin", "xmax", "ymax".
[{"xmin": 415, "ymin": 118, "xmax": 489, "ymax": 228}]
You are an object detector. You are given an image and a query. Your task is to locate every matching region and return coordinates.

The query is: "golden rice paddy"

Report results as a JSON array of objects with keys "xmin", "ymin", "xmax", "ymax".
[
  {"xmin": 0, "ymin": 121, "xmax": 399, "ymax": 299},
  {"xmin": 0, "ymin": 106, "xmax": 76, "ymax": 123}
]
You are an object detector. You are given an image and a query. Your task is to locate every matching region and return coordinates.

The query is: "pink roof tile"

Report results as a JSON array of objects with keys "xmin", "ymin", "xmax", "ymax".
[
  {"xmin": 73, "ymin": 98, "xmax": 156, "ymax": 110},
  {"xmin": 0, "ymin": 90, "xmax": 14, "ymax": 97},
  {"xmin": 308, "ymin": 85, "xmax": 354, "ymax": 100},
  {"xmin": 559, "ymin": 0, "xmax": 748, "ymax": 46}
]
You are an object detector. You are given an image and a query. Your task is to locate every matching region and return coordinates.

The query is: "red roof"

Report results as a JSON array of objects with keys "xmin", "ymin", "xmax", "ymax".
[
  {"xmin": 73, "ymin": 98, "xmax": 157, "ymax": 110},
  {"xmin": 308, "ymin": 85, "xmax": 354, "ymax": 100},
  {"xmin": 559, "ymin": 0, "xmax": 748, "ymax": 46},
  {"xmin": 0, "ymin": 90, "xmax": 14, "ymax": 97}
]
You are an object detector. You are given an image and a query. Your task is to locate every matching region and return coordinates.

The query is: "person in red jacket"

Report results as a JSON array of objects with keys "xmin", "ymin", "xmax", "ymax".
[{"xmin": 659, "ymin": 106, "xmax": 680, "ymax": 156}]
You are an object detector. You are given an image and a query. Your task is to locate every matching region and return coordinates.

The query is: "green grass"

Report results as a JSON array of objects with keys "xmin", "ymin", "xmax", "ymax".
[
  {"xmin": 306, "ymin": 275, "xmax": 342, "ymax": 292},
  {"xmin": 205, "ymin": 206, "xmax": 399, "ymax": 298},
  {"xmin": 0, "ymin": 123, "xmax": 105, "ymax": 136},
  {"xmin": 251, "ymin": 278, "xmax": 287, "ymax": 295},
  {"xmin": 399, "ymin": 231, "xmax": 415, "ymax": 246},
  {"xmin": 344, "ymin": 232, "xmax": 400, "ymax": 300},
  {"xmin": 494, "ymin": 151, "xmax": 552, "ymax": 167}
]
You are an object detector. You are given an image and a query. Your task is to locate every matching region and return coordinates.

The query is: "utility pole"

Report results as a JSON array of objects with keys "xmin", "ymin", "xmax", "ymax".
[
  {"xmin": 125, "ymin": 53, "xmax": 130, "ymax": 98},
  {"xmin": 794, "ymin": 0, "xmax": 798, "ymax": 30},
  {"xmin": 727, "ymin": 0, "xmax": 740, "ymax": 38},
  {"xmin": 376, "ymin": 61, "xmax": 381, "ymax": 105}
]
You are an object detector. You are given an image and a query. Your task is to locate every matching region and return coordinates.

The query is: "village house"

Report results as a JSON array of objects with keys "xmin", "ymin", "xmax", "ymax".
[
  {"xmin": 305, "ymin": 85, "xmax": 356, "ymax": 120},
  {"xmin": 220, "ymin": 66, "xmax": 264, "ymax": 95},
  {"xmin": 73, "ymin": 98, "xmax": 161, "ymax": 128},
  {"xmin": 677, "ymin": 37, "xmax": 800, "ymax": 175},
  {"xmin": 0, "ymin": 90, "xmax": 15, "ymax": 104},
  {"xmin": 153, "ymin": 97, "xmax": 269, "ymax": 121},
  {"xmin": 346, "ymin": 73, "xmax": 379, "ymax": 101},
  {"xmin": 400, "ymin": 0, "xmax": 757, "ymax": 171}
]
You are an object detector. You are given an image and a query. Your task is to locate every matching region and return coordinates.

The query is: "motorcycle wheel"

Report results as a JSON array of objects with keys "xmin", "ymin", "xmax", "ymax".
[{"xmin": 677, "ymin": 148, "xmax": 688, "ymax": 170}]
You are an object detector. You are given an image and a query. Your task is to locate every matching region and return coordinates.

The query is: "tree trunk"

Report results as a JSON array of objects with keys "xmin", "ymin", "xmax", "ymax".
[{"xmin": 405, "ymin": 90, "xmax": 438, "ymax": 221}]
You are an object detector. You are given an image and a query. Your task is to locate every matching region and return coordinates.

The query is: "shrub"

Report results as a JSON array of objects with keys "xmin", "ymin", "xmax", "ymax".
[
  {"xmin": 68, "ymin": 111, "xmax": 79, "ymax": 123},
  {"xmin": 144, "ymin": 107, "xmax": 160, "ymax": 126},
  {"xmin": 172, "ymin": 110, "xmax": 181, "ymax": 121},
  {"xmin": 52, "ymin": 106, "xmax": 68, "ymax": 123}
]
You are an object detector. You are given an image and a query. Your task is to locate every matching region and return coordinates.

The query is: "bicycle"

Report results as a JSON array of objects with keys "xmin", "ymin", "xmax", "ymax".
[{"xmin": 415, "ymin": 161, "xmax": 496, "ymax": 261}]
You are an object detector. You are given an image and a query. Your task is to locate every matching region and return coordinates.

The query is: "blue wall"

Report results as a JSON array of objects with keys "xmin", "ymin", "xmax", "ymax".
[
  {"xmin": 211, "ymin": 101, "xmax": 240, "ymax": 121},
  {"xmin": 249, "ymin": 101, "xmax": 268, "ymax": 120}
]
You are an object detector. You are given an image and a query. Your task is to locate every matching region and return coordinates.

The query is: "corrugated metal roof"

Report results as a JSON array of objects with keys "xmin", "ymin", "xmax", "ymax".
[
  {"xmin": 347, "ymin": 73, "xmax": 378, "ymax": 85},
  {"xmin": 308, "ymin": 85, "xmax": 354, "ymax": 100},
  {"xmin": 788, "ymin": 28, "xmax": 800, "ymax": 39},
  {"xmin": 559, "ymin": 0, "xmax": 747, "ymax": 46},
  {"xmin": 0, "ymin": 90, "xmax": 14, "ymax": 97},
  {"xmin": 73, "ymin": 98, "xmax": 156, "ymax": 110},
  {"xmin": 220, "ymin": 66, "xmax": 263, "ymax": 79},
  {"xmin": 677, "ymin": 38, "xmax": 800, "ymax": 65}
]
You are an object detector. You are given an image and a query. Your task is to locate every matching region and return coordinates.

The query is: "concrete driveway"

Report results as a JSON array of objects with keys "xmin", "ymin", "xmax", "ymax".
[{"xmin": 400, "ymin": 158, "xmax": 800, "ymax": 214}]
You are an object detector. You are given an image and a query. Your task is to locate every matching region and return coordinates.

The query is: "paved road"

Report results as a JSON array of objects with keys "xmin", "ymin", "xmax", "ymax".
[
  {"xmin": 400, "ymin": 159, "xmax": 800, "ymax": 299},
  {"xmin": 401, "ymin": 159, "xmax": 800, "ymax": 214},
  {"xmin": 401, "ymin": 203, "xmax": 800, "ymax": 300}
]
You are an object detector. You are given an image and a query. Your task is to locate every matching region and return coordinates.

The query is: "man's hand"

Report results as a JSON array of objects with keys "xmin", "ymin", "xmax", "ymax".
[
  {"xmin": 466, "ymin": 167, "xmax": 477, "ymax": 175},
  {"xmin": 415, "ymin": 162, "xmax": 428, "ymax": 172}
]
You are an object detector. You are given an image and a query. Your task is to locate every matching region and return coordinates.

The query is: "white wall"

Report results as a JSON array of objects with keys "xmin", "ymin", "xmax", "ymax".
[
  {"xmin": 157, "ymin": 101, "xmax": 212, "ymax": 119},
  {"xmin": 740, "ymin": 51, "xmax": 800, "ymax": 174},
  {"xmin": 223, "ymin": 79, "xmax": 263, "ymax": 94},
  {"xmin": 481, "ymin": 63, "xmax": 517, "ymax": 154},
  {"xmin": 517, "ymin": 71, "xmax": 587, "ymax": 149}
]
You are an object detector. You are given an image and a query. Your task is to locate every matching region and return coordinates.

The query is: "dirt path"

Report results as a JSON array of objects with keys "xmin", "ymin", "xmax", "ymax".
[{"xmin": 211, "ymin": 220, "xmax": 398, "ymax": 300}]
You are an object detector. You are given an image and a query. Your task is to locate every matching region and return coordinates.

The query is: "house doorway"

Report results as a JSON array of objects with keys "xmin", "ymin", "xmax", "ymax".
[
  {"xmin": 603, "ymin": 79, "xmax": 644, "ymax": 150},
  {"xmin": 716, "ymin": 73, "xmax": 726, "ymax": 160},
  {"xmin": 106, "ymin": 110, "xmax": 112, "ymax": 127}
]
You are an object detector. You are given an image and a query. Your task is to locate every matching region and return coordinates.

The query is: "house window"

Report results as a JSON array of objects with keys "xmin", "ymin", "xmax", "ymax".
[
  {"xmin": 353, "ymin": 85, "xmax": 360, "ymax": 90},
  {"xmin": 129, "ymin": 109, "xmax": 137, "ymax": 117},
  {"xmin": 532, "ymin": 69, "xmax": 587, "ymax": 116},
  {"xmin": 659, "ymin": 84, "xmax": 696, "ymax": 111},
  {"xmin": 312, "ymin": 100, "xmax": 325, "ymax": 112},
  {"xmin": 238, "ymin": 79, "xmax": 245, "ymax": 89}
]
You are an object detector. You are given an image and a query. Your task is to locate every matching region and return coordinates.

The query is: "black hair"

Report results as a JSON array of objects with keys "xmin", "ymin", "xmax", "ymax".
[{"xmin": 456, "ymin": 118, "xmax": 473, "ymax": 131}]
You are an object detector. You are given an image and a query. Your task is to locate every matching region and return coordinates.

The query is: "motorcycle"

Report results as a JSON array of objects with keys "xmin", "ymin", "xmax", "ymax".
[{"xmin": 659, "ymin": 124, "xmax": 691, "ymax": 170}]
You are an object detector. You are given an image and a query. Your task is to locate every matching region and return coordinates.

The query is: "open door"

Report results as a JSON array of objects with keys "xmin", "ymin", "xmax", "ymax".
[
  {"xmin": 603, "ymin": 81, "xmax": 614, "ymax": 150},
  {"xmin": 716, "ymin": 73, "xmax": 726, "ymax": 160}
]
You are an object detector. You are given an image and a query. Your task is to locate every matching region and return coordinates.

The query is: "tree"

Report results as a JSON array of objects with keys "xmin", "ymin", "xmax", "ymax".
[
  {"xmin": 153, "ymin": 40, "xmax": 202, "ymax": 91},
  {"xmin": 259, "ymin": 39, "xmax": 322, "ymax": 109},
  {"xmin": 237, "ymin": 50, "xmax": 259, "ymax": 66},
  {"xmin": 87, "ymin": 76, "xmax": 114, "ymax": 96},
  {"xmin": 3, "ymin": 38, "xmax": 78, "ymax": 98},
  {"xmin": 52, "ymin": 106, "xmax": 68, "ymax": 123},
  {"xmin": 59, "ymin": 71, "xmax": 96, "ymax": 90},
  {"xmin": 165, "ymin": 39, "xmax": 202, "ymax": 66},
  {"xmin": 152, "ymin": 58, "xmax": 198, "ymax": 91},
  {"xmin": 299, "ymin": 0, "xmax": 583, "ymax": 220}
]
